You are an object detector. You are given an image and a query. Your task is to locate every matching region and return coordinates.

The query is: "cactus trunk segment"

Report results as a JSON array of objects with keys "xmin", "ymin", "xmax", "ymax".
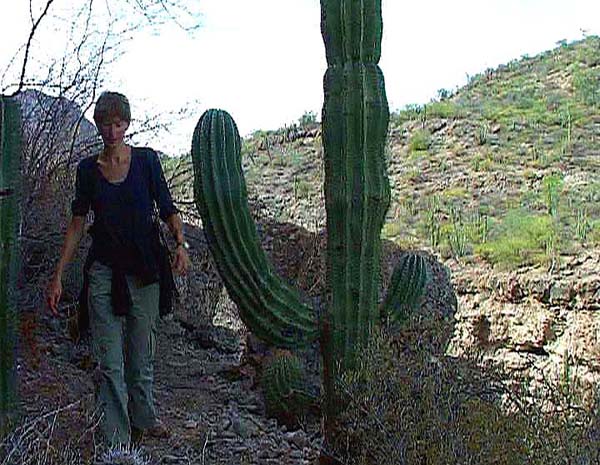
[
  {"xmin": 191, "ymin": 109, "xmax": 317, "ymax": 348},
  {"xmin": 321, "ymin": 0, "xmax": 390, "ymax": 373},
  {"xmin": 0, "ymin": 96, "xmax": 21, "ymax": 431},
  {"xmin": 320, "ymin": 0, "xmax": 383, "ymax": 66}
]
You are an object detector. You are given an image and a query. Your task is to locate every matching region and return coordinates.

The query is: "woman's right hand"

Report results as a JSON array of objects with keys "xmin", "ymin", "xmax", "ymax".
[
  {"xmin": 47, "ymin": 275, "xmax": 62, "ymax": 316},
  {"xmin": 46, "ymin": 216, "xmax": 85, "ymax": 316}
]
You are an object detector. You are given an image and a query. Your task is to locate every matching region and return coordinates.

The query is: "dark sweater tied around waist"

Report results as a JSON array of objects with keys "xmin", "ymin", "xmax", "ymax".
[
  {"xmin": 89, "ymin": 222, "xmax": 161, "ymax": 315},
  {"xmin": 77, "ymin": 220, "xmax": 175, "ymax": 338}
]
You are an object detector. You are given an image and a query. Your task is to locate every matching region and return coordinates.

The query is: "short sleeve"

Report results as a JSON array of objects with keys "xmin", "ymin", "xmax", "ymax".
[
  {"xmin": 148, "ymin": 150, "xmax": 178, "ymax": 221},
  {"xmin": 71, "ymin": 161, "xmax": 91, "ymax": 217}
]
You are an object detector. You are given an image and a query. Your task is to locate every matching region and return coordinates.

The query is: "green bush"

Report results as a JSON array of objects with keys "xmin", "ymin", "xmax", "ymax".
[
  {"xmin": 589, "ymin": 220, "xmax": 600, "ymax": 245},
  {"xmin": 475, "ymin": 210, "xmax": 557, "ymax": 267},
  {"xmin": 298, "ymin": 110, "xmax": 318, "ymax": 127},
  {"xmin": 427, "ymin": 100, "xmax": 463, "ymax": 119},
  {"xmin": 391, "ymin": 104, "xmax": 424, "ymax": 124},
  {"xmin": 409, "ymin": 129, "xmax": 431, "ymax": 153},
  {"xmin": 573, "ymin": 65, "xmax": 600, "ymax": 106},
  {"xmin": 381, "ymin": 221, "xmax": 402, "ymax": 240},
  {"xmin": 293, "ymin": 177, "xmax": 312, "ymax": 200}
]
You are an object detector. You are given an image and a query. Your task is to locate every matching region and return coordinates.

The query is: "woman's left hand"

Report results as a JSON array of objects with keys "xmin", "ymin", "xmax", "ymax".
[{"xmin": 172, "ymin": 246, "xmax": 191, "ymax": 275}]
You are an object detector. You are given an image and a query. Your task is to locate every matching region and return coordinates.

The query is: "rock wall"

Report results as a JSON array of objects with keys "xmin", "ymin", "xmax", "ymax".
[{"xmin": 448, "ymin": 249, "xmax": 600, "ymax": 397}]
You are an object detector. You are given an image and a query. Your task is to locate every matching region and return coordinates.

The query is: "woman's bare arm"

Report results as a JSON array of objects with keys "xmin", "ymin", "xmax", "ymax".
[
  {"xmin": 164, "ymin": 212, "xmax": 184, "ymax": 245},
  {"xmin": 164, "ymin": 213, "xmax": 190, "ymax": 275},
  {"xmin": 47, "ymin": 215, "xmax": 86, "ymax": 314}
]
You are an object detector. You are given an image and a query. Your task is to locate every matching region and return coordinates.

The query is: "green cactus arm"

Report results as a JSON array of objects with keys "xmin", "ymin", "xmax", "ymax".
[
  {"xmin": 191, "ymin": 109, "xmax": 317, "ymax": 348},
  {"xmin": 0, "ymin": 96, "xmax": 22, "ymax": 430}
]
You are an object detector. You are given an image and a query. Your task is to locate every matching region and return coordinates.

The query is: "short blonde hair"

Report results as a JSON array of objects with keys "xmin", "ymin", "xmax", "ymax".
[{"xmin": 93, "ymin": 91, "xmax": 131, "ymax": 125}]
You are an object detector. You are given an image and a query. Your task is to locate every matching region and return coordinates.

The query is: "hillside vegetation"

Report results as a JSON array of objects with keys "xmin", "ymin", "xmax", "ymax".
[
  {"xmin": 168, "ymin": 36, "xmax": 599, "ymax": 271},
  {"xmin": 386, "ymin": 35, "xmax": 600, "ymax": 267}
]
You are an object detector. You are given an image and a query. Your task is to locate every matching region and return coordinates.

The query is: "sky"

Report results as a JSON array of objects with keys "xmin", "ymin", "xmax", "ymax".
[{"xmin": 1, "ymin": 0, "xmax": 600, "ymax": 155}]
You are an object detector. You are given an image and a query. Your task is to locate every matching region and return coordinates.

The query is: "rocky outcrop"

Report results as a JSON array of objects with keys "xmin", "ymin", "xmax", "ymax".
[{"xmin": 448, "ymin": 249, "xmax": 600, "ymax": 394}]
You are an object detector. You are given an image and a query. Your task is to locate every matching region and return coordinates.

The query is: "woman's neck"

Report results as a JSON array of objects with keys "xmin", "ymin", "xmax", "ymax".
[{"xmin": 102, "ymin": 143, "xmax": 130, "ymax": 164}]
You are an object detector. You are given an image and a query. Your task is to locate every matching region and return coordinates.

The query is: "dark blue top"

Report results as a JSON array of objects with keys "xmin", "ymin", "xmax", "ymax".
[{"xmin": 72, "ymin": 146, "xmax": 178, "ymax": 281}]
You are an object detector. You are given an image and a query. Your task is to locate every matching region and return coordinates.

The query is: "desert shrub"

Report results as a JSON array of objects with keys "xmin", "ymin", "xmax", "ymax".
[
  {"xmin": 426, "ymin": 100, "xmax": 463, "ymax": 119},
  {"xmin": 332, "ymin": 326, "xmax": 600, "ymax": 465},
  {"xmin": 589, "ymin": 220, "xmax": 600, "ymax": 245},
  {"xmin": 436, "ymin": 88, "xmax": 454, "ymax": 100},
  {"xmin": 332, "ymin": 327, "xmax": 530, "ymax": 465},
  {"xmin": 293, "ymin": 177, "xmax": 313, "ymax": 200},
  {"xmin": 470, "ymin": 153, "xmax": 495, "ymax": 172},
  {"xmin": 520, "ymin": 357, "xmax": 600, "ymax": 465},
  {"xmin": 381, "ymin": 221, "xmax": 402, "ymax": 240},
  {"xmin": 0, "ymin": 401, "xmax": 154, "ymax": 465},
  {"xmin": 1, "ymin": 402, "xmax": 92, "ymax": 465},
  {"xmin": 408, "ymin": 129, "xmax": 431, "ymax": 153},
  {"xmin": 475, "ymin": 210, "xmax": 557, "ymax": 267},
  {"xmin": 573, "ymin": 65, "xmax": 600, "ymax": 107},
  {"xmin": 391, "ymin": 104, "xmax": 424, "ymax": 124},
  {"xmin": 298, "ymin": 110, "xmax": 318, "ymax": 127}
]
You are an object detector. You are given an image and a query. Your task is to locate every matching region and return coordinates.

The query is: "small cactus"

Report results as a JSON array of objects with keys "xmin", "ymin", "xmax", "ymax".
[
  {"xmin": 99, "ymin": 443, "xmax": 150, "ymax": 465},
  {"xmin": 382, "ymin": 252, "xmax": 429, "ymax": 324},
  {"xmin": 262, "ymin": 352, "xmax": 313, "ymax": 422}
]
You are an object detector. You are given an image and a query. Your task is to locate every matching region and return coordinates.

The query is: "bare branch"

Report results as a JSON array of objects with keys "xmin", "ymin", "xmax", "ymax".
[
  {"xmin": 67, "ymin": 29, "xmax": 108, "ymax": 160},
  {"xmin": 13, "ymin": 0, "xmax": 57, "ymax": 96}
]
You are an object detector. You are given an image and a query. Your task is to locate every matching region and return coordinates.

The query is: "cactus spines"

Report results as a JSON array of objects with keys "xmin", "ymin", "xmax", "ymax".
[
  {"xmin": 382, "ymin": 253, "xmax": 429, "ymax": 324},
  {"xmin": 100, "ymin": 443, "xmax": 150, "ymax": 465},
  {"xmin": 191, "ymin": 109, "xmax": 317, "ymax": 348},
  {"xmin": 320, "ymin": 0, "xmax": 383, "ymax": 66},
  {"xmin": 0, "ymin": 95, "xmax": 21, "ymax": 431}
]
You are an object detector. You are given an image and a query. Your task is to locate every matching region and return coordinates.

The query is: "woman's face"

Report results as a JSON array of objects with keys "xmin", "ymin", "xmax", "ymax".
[{"xmin": 98, "ymin": 116, "xmax": 129, "ymax": 148}]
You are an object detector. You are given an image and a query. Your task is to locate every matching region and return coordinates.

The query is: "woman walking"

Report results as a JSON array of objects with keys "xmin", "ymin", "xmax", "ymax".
[{"xmin": 46, "ymin": 91, "xmax": 190, "ymax": 445}]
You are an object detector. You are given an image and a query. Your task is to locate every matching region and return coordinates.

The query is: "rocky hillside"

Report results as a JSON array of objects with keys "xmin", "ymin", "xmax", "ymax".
[{"xmin": 168, "ymin": 36, "xmax": 600, "ymax": 394}]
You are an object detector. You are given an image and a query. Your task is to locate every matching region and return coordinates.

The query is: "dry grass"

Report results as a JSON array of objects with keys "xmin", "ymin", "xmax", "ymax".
[
  {"xmin": 332, "ymin": 324, "xmax": 600, "ymax": 465},
  {"xmin": 0, "ymin": 400, "xmax": 150, "ymax": 465}
]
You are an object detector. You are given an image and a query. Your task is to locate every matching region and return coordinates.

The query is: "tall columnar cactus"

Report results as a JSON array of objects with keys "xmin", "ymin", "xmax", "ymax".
[
  {"xmin": 190, "ymin": 0, "xmax": 419, "ymax": 433},
  {"xmin": 321, "ymin": 0, "xmax": 390, "ymax": 374},
  {"xmin": 0, "ymin": 95, "xmax": 22, "ymax": 431}
]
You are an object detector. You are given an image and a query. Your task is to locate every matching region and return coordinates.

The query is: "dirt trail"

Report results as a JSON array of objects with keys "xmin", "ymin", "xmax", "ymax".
[{"xmin": 13, "ymin": 304, "xmax": 321, "ymax": 465}]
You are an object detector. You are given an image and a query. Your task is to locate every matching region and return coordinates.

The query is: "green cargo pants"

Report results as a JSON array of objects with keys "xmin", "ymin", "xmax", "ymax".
[{"xmin": 87, "ymin": 261, "xmax": 160, "ymax": 446}]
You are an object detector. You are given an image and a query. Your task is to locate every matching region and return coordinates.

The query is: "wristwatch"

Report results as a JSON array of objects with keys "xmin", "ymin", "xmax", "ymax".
[{"xmin": 176, "ymin": 240, "xmax": 190, "ymax": 250}]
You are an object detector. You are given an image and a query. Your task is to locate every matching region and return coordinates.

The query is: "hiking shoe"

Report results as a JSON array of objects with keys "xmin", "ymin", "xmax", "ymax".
[
  {"xmin": 131, "ymin": 420, "xmax": 170, "ymax": 442},
  {"xmin": 146, "ymin": 420, "xmax": 170, "ymax": 438}
]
